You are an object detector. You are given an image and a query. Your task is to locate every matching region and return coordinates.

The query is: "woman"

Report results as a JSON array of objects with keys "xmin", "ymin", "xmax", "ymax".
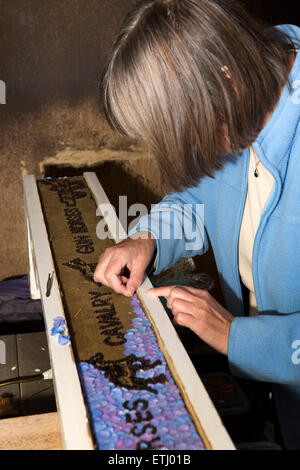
[{"xmin": 94, "ymin": 0, "xmax": 300, "ymax": 449}]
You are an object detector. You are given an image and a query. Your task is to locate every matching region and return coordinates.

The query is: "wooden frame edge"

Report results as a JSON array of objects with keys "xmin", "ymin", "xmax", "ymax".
[{"xmin": 23, "ymin": 175, "xmax": 94, "ymax": 450}]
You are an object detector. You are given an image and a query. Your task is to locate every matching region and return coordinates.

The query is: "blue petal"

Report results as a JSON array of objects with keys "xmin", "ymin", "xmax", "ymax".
[
  {"xmin": 51, "ymin": 326, "xmax": 65, "ymax": 336},
  {"xmin": 53, "ymin": 317, "xmax": 66, "ymax": 328},
  {"xmin": 58, "ymin": 334, "xmax": 70, "ymax": 346}
]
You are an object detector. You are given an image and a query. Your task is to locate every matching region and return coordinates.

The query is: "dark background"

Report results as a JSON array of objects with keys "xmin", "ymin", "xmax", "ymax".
[{"xmin": 0, "ymin": 0, "xmax": 299, "ymax": 281}]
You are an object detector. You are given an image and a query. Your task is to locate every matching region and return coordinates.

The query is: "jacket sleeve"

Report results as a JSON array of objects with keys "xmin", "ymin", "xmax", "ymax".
[
  {"xmin": 228, "ymin": 313, "xmax": 300, "ymax": 385},
  {"xmin": 127, "ymin": 187, "xmax": 210, "ymax": 274}
]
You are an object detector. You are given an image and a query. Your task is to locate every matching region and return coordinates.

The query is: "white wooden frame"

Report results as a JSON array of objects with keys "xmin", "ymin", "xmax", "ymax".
[
  {"xmin": 23, "ymin": 175, "xmax": 94, "ymax": 450},
  {"xmin": 24, "ymin": 172, "xmax": 235, "ymax": 450},
  {"xmin": 26, "ymin": 217, "xmax": 41, "ymax": 300}
]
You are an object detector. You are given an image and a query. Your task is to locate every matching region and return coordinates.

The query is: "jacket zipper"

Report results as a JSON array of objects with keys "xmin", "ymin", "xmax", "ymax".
[
  {"xmin": 251, "ymin": 143, "xmax": 282, "ymax": 312},
  {"xmin": 233, "ymin": 149, "xmax": 250, "ymax": 316}
]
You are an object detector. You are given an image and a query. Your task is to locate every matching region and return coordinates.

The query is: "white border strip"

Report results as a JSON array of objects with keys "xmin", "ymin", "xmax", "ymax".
[
  {"xmin": 23, "ymin": 175, "xmax": 94, "ymax": 450},
  {"xmin": 26, "ymin": 217, "xmax": 41, "ymax": 300},
  {"xmin": 84, "ymin": 171, "xmax": 235, "ymax": 450}
]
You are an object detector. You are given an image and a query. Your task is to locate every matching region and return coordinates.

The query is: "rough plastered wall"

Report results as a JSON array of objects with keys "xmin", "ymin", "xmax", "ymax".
[
  {"xmin": 0, "ymin": 0, "xmax": 298, "ymax": 281},
  {"xmin": 0, "ymin": 0, "xmax": 145, "ymax": 281}
]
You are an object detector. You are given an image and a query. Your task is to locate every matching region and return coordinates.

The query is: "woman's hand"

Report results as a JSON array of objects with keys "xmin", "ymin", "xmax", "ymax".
[
  {"xmin": 147, "ymin": 285, "xmax": 233, "ymax": 355},
  {"xmin": 93, "ymin": 232, "xmax": 156, "ymax": 297}
]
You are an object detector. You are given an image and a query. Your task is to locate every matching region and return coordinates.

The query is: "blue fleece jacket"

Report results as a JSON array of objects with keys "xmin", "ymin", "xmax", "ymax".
[{"xmin": 128, "ymin": 24, "xmax": 300, "ymax": 449}]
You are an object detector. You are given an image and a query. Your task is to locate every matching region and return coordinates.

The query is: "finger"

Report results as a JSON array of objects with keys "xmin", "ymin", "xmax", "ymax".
[
  {"xmin": 147, "ymin": 285, "xmax": 194, "ymax": 299},
  {"xmin": 147, "ymin": 286, "xmax": 193, "ymax": 309},
  {"xmin": 169, "ymin": 297, "xmax": 195, "ymax": 316},
  {"xmin": 93, "ymin": 250, "xmax": 114, "ymax": 284},
  {"xmin": 146, "ymin": 286, "xmax": 176, "ymax": 298},
  {"xmin": 179, "ymin": 285, "xmax": 211, "ymax": 298},
  {"xmin": 164, "ymin": 286, "xmax": 195, "ymax": 308},
  {"xmin": 105, "ymin": 272, "xmax": 129, "ymax": 295},
  {"xmin": 164, "ymin": 286, "xmax": 210, "ymax": 309},
  {"xmin": 126, "ymin": 264, "xmax": 146, "ymax": 296},
  {"xmin": 120, "ymin": 275, "xmax": 129, "ymax": 284},
  {"xmin": 104, "ymin": 259, "xmax": 131, "ymax": 295},
  {"xmin": 173, "ymin": 312, "xmax": 197, "ymax": 330}
]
